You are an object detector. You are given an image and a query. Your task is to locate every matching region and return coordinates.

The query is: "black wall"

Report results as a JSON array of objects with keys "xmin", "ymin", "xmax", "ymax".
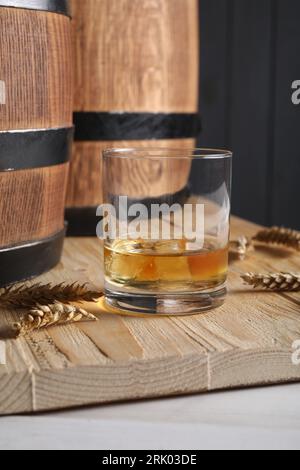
[{"xmin": 199, "ymin": 0, "xmax": 300, "ymax": 229}]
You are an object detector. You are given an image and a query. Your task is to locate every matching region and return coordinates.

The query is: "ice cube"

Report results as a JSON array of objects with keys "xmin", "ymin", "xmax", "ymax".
[
  {"xmin": 152, "ymin": 239, "xmax": 186, "ymax": 254},
  {"xmin": 155, "ymin": 256, "xmax": 192, "ymax": 281}
]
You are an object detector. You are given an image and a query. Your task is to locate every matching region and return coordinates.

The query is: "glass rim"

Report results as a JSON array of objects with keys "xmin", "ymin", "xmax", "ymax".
[{"xmin": 103, "ymin": 147, "xmax": 233, "ymax": 160}]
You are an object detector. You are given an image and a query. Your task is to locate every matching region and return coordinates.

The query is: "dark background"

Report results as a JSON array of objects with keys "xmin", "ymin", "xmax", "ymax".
[{"xmin": 199, "ymin": 0, "xmax": 300, "ymax": 229}]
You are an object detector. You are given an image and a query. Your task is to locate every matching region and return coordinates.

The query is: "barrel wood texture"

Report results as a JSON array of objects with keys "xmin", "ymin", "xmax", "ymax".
[
  {"xmin": 67, "ymin": 0, "xmax": 200, "ymax": 234},
  {"xmin": 0, "ymin": 5, "xmax": 72, "ymax": 131},
  {"xmin": 0, "ymin": 217, "xmax": 300, "ymax": 415},
  {"xmin": 0, "ymin": 1, "xmax": 73, "ymax": 287},
  {"xmin": 0, "ymin": 165, "xmax": 69, "ymax": 247},
  {"xmin": 72, "ymin": 0, "xmax": 199, "ymax": 113},
  {"xmin": 66, "ymin": 139, "xmax": 195, "ymax": 208}
]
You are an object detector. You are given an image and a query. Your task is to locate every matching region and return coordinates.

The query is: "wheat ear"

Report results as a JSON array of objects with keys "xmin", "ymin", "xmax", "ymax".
[
  {"xmin": 0, "ymin": 282, "xmax": 102, "ymax": 309},
  {"xmin": 14, "ymin": 303, "xmax": 97, "ymax": 337},
  {"xmin": 241, "ymin": 272, "xmax": 300, "ymax": 292},
  {"xmin": 229, "ymin": 236, "xmax": 252, "ymax": 259},
  {"xmin": 253, "ymin": 226, "xmax": 300, "ymax": 251}
]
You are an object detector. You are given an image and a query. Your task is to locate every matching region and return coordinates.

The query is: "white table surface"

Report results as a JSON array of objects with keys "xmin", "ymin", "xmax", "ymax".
[{"xmin": 0, "ymin": 383, "xmax": 300, "ymax": 450}]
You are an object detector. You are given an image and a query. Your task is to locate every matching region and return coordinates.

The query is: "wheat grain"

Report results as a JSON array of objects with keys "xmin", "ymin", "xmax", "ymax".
[
  {"xmin": 0, "ymin": 282, "xmax": 102, "ymax": 309},
  {"xmin": 13, "ymin": 302, "xmax": 97, "ymax": 337},
  {"xmin": 229, "ymin": 236, "xmax": 252, "ymax": 259},
  {"xmin": 241, "ymin": 272, "xmax": 300, "ymax": 291},
  {"xmin": 253, "ymin": 226, "xmax": 300, "ymax": 251}
]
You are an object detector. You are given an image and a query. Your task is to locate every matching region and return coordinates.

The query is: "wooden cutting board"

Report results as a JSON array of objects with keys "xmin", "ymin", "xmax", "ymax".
[{"xmin": 0, "ymin": 217, "xmax": 300, "ymax": 415}]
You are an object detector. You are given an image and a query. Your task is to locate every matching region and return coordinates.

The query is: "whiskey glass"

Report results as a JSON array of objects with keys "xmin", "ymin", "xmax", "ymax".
[{"xmin": 100, "ymin": 148, "xmax": 232, "ymax": 316}]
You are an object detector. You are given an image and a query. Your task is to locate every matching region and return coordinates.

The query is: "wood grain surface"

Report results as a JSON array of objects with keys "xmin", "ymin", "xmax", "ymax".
[
  {"xmin": 0, "ymin": 163, "xmax": 69, "ymax": 247},
  {"xmin": 72, "ymin": 0, "xmax": 199, "ymax": 113},
  {"xmin": 0, "ymin": 7, "xmax": 72, "ymax": 130},
  {"xmin": 66, "ymin": 139, "xmax": 195, "ymax": 207},
  {"xmin": 0, "ymin": 217, "xmax": 300, "ymax": 415}
]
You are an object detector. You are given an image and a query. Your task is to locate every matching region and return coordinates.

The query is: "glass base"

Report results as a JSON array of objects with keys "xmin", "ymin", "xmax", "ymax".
[{"xmin": 104, "ymin": 286, "xmax": 227, "ymax": 317}]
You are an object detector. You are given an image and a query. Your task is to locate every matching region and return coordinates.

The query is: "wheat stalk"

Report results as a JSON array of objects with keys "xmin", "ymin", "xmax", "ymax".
[
  {"xmin": 241, "ymin": 272, "xmax": 300, "ymax": 292},
  {"xmin": 0, "ymin": 282, "xmax": 102, "ymax": 309},
  {"xmin": 13, "ymin": 302, "xmax": 97, "ymax": 337},
  {"xmin": 253, "ymin": 226, "xmax": 300, "ymax": 251}
]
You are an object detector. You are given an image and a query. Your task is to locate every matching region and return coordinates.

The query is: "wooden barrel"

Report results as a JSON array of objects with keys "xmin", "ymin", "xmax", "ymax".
[
  {"xmin": 0, "ymin": 0, "xmax": 73, "ymax": 287},
  {"xmin": 67, "ymin": 0, "xmax": 200, "ymax": 235}
]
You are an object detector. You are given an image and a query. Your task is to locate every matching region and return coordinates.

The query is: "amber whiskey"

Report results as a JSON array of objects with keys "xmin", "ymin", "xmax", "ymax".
[{"xmin": 104, "ymin": 239, "xmax": 228, "ymax": 293}]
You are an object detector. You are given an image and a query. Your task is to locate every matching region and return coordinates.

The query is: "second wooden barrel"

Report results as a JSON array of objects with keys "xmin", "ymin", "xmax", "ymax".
[
  {"xmin": 0, "ymin": 0, "xmax": 73, "ymax": 286},
  {"xmin": 67, "ymin": 0, "xmax": 200, "ymax": 235}
]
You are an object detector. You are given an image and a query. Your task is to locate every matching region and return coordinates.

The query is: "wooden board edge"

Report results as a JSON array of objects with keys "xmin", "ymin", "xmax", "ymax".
[
  {"xmin": 1, "ymin": 346, "xmax": 300, "ymax": 415},
  {"xmin": 209, "ymin": 348, "xmax": 300, "ymax": 391},
  {"xmin": 0, "ymin": 370, "xmax": 33, "ymax": 415},
  {"xmin": 20, "ymin": 354, "xmax": 208, "ymax": 414}
]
